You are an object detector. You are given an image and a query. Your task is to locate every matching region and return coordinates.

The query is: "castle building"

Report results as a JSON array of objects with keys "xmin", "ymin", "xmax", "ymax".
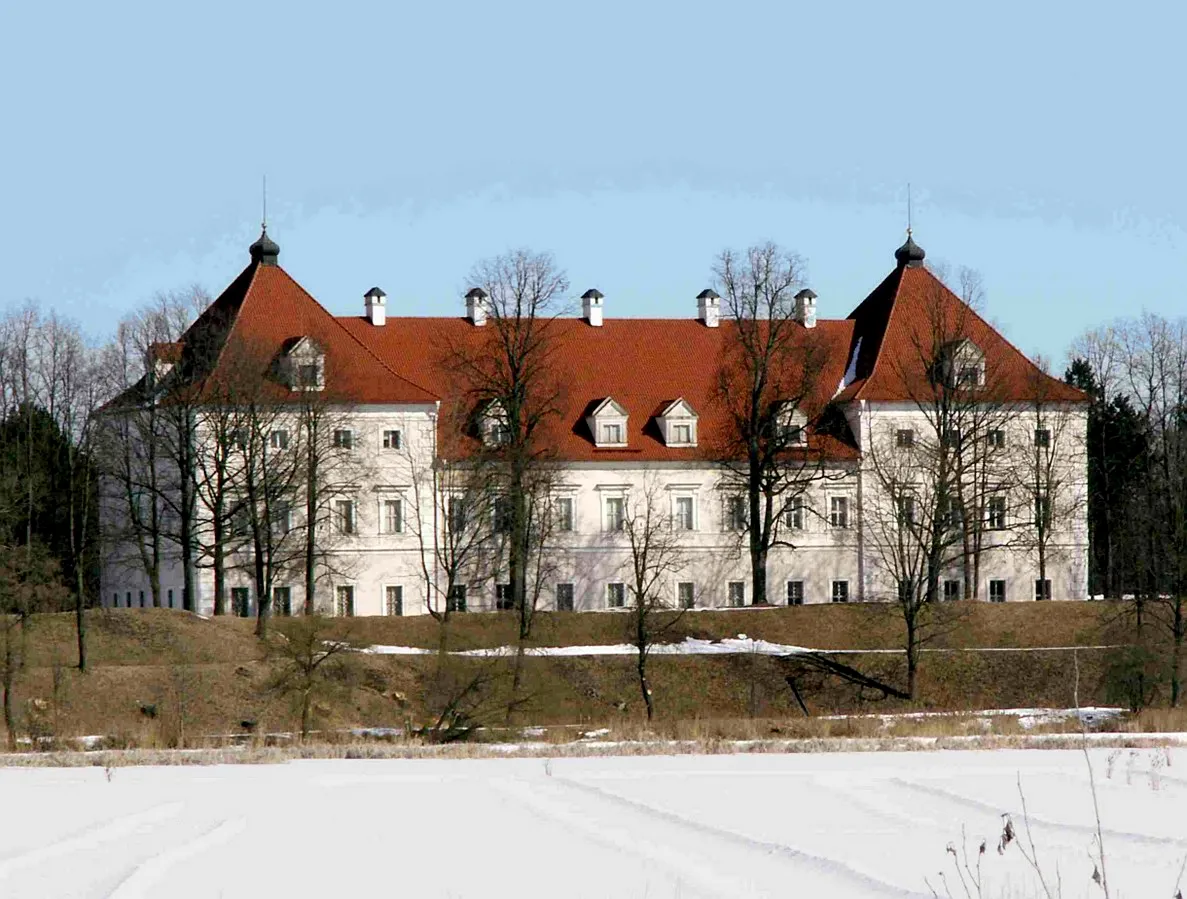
[{"xmin": 100, "ymin": 230, "xmax": 1088, "ymax": 616}]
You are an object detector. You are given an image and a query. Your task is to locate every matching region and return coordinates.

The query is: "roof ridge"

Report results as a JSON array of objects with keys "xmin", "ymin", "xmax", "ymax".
[{"xmin": 850, "ymin": 266, "xmax": 908, "ymax": 402}]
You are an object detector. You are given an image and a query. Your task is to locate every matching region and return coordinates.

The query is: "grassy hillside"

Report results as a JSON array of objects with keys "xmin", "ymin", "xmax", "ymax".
[{"xmin": 0, "ymin": 602, "xmax": 1149, "ymax": 749}]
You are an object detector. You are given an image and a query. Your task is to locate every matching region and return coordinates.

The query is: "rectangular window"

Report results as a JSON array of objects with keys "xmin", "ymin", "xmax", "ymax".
[
  {"xmin": 607, "ymin": 583, "xmax": 625, "ymax": 608},
  {"xmin": 556, "ymin": 583, "xmax": 575, "ymax": 612},
  {"xmin": 897, "ymin": 494, "xmax": 916, "ymax": 526},
  {"xmin": 334, "ymin": 499, "xmax": 356, "ymax": 535},
  {"xmin": 728, "ymin": 581, "xmax": 745, "ymax": 607},
  {"xmin": 335, "ymin": 585, "xmax": 355, "ymax": 617},
  {"xmin": 895, "ymin": 428, "xmax": 915, "ymax": 448},
  {"xmin": 493, "ymin": 496, "xmax": 513, "ymax": 533},
  {"xmin": 272, "ymin": 502, "xmax": 291, "ymax": 537},
  {"xmin": 602, "ymin": 423, "xmax": 623, "ymax": 444},
  {"xmin": 958, "ymin": 365, "xmax": 981, "ymax": 387},
  {"xmin": 447, "ymin": 584, "xmax": 467, "ymax": 613},
  {"xmin": 786, "ymin": 496, "xmax": 804, "ymax": 530},
  {"xmin": 989, "ymin": 579, "xmax": 1007, "ymax": 603},
  {"xmin": 126, "ymin": 591, "xmax": 131, "ymax": 608},
  {"xmin": 672, "ymin": 423, "xmax": 693, "ymax": 444},
  {"xmin": 943, "ymin": 428, "xmax": 961, "ymax": 450},
  {"xmin": 943, "ymin": 579, "xmax": 961, "ymax": 602},
  {"xmin": 987, "ymin": 429, "xmax": 1005, "ymax": 449},
  {"xmin": 447, "ymin": 497, "xmax": 467, "ymax": 533},
  {"xmin": 273, "ymin": 586, "xmax": 292, "ymax": 617},
  {"xmin": 333, "ymin": 428, "xmax": 354, "ymax": 450},
  {"xmin": 139, "ymin": 590, "xmax": 146, "ymax": 608},
  {"xmin": 1035, "ymin": 494, "xmax": 1051, "ymax": 529},
  {"xmin": 677, "ymin": 582, "xmax": 695, "ymax": 609},
  {"xmin": 674, "ymin": 496, "xmax": 694, "ymax": 530},
  {"xmin": 987, "ymin": 496, "xmax": 1007, "ymax": 529},
  {"xmin": 167, "ymin": 588, "xmax": 174, "ymax": 608},
  {"xmin": 496, "ymin": 583, "xmax": 514, "ymax": 611},
  {"xmin": 231, "ymin": 587, "xmax": 250, "ymax": 617},
  {"xmin": 726, "ymin": 495, "xmax": 747, "ymax": 531},
  {"xmin": 605, "ymin": 496, "xmax": 625, "ymax": 532},
  {"xmin": 112, "ymin": 592, "xmax": 118, "ymax": 608},
  {"xmin": 230, "ymin": 507, "xmax": 250, "ymax": 539},
  {"xmin": 230, "ymin": 429, "xmax": 247, "ymax": 451},
  {"xmin": 555, "ymin": 497, "xmax": 574, "ymax": 532},
  {"xmin": 829, "ymin": 496, "xmax": 849, "ymax": 529},
  {"xmin": 385, "ymin": 585, "xmax": 403, "ymax": 617},
  {"xmin": 381, "ymin": 499, "xmax": 403, "ymax": 535},
  {"xmin": 831, "ymin": 580, "xmax": 850, "ymax": 603},
  {"xmin": 1035, "ymin": 579, "xmax": 1052, "ymax": 601},
  {"xmin": 787, "ymin": 581, "xmax": 804, "ymax": 606},
  {"xmin": 269, "ymin": 429, "xmax": 290, "ymax": 450},
  {"xmin": 382, "ymin": 429, "xmax": 402, "ymax": 450},
  {"xmin": 784, "ymin": 424, "xmax": 805, "ymax": 445},
  {"xmin": 298, "ymin": 363, "xmax": 319, "ymax": 388},
  {"xmin": 1034, "ymin": 429, "xmax": 1051, "ymax": 448}
]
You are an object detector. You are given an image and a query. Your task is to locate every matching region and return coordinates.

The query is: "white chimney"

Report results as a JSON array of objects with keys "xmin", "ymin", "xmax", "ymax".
[
  {"xmin": 364, "ymin": 287, "xmax": 387, "ymax": 326},
  {"xmin": 794, "ymin": 288, "xmax": 817, "ymax": 329},
  {"xmin": 696, "ymin": 289, "xmax": 720, "ymax": 328},
  {"xmin": 582, "ymin": 289, "xmax": 604, "ymax": 327},
  {"xmin": 465, "ymin": 287, "xmax": 489, "ymax": 326}
]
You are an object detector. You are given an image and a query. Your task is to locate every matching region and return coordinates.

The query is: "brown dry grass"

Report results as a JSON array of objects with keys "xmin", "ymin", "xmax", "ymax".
[{"xmin": 0, "ymin": 603, "xmax": 1156, "ymax": 753}]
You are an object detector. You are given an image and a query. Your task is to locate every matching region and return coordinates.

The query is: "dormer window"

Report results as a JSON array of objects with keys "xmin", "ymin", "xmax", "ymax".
[
  {"xmin": 479, "ymin": 401, "xmax": 512, "ymax": 447},
  {"xmin": 658, "ymin": 398, "xmax": 698, "ymax": 447},
  {"xmin": 939, "ymin": 339, "xmax": 985, "ymax": 389},
  {"xmin": 282, "ymin": 337, "xmax": 325, "ymax": 392},
  {"xmin": 587, "ymin": 398, "xmax": 629, "ymax": 448},
  {"xmin": 775, "ymin": 403, "xmax": 808, "ymax": 446}
]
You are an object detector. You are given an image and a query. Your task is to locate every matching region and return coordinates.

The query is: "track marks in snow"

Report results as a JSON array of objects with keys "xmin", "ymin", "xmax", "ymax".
[
  {"xmin": 107, "ymin": 817, "xmax": 247, "ymax": 899},
  {"xmin": 549, "ymin": 775, "xmax": 932, "ymax": 898},
  {"xmin": 0, "ymin": 803, "xmax": 183, "ymax": 881},
  {"xmin": 888, "ymin": 777, "xmax": 1187, "ymax": 851}
]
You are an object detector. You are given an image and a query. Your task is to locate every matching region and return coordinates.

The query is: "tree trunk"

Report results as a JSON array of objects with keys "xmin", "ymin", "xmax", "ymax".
[
  {"xmin": 1172, "ymin": 598, "xmax": 1184, "ymax": 707},
  {"xmin": 638, "ymin": 653, "xmax": 654, "ymax": 721},
  {"xmin": 304, "ymin": 445, "xmax": 318, "ymax": 617},
  {"xmin": 905, "ymin": 618, "xmax": 919, "ymax": 700},
  {"xmin": 212, "ymin": 509, "xmax": 227, "ymax": 616},
  {"xmin": 3, "ymin": 625, "xmax": 16, "ymax": 750},
  {"xmin": 75, "ymin": 566, "xmax": 87, "ymax": 673}
]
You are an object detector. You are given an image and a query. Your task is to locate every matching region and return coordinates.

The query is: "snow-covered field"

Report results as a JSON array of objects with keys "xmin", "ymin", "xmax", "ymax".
[{"xmin": 0, "ymin": 749, "xmax": 1183, "ymax": 898}]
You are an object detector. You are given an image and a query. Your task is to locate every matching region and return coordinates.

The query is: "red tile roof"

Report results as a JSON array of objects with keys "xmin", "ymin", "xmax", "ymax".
[
  {"xmin": 835, "ymin": 263, "xmax": 1086, "ymax": 405},
  {"xmin": 341, "ymin": 315, "xmax": 862, "ymax": 462}
]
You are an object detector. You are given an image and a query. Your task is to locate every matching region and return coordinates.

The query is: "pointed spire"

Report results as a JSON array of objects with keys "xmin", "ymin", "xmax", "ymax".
[{"xmin": 249, "ymin": 227, "xmax": 280, "ymax": 266}]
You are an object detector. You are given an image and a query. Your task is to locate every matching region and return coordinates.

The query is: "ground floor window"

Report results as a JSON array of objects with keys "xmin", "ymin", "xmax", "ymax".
[
  {"xmin": 677, "ymin": 582, "xmax": 695, "ymax": 609},
  {"xmin": 167, "ymin": 588, "xmax": 175, "ymax": 608},
  {"xmin": 556, "ymin": 583, "xmax": 574, "ymax": 612},
  {"xmin": 335, "ymin": 585, "xmax": 355, "ymax": 617},
  {"xmin": 1034, "ymin": 579, "xmax": 1052, "ymax": 601},
  {"xmin": 831, "ymin": 580, "xmax": 849, "ymax": 603},
  {"xmin": 496, "ymin": 583, "xmax": 514, "ymax": 611},
  {"xmin": 728, "ymin": 582, "xmax": 745, "ymax": 607},
  {"xmin": 607, "ymin": 583, "xmax": 625, "ymax": 608},
  {"xmin": 447, "ymin": 584, "xmax": 467, "ymax": 613},
  {"xmin": 787, "ymin": 581, "xmax": 804, "ymax": 606},
  {"xmin": 989, "ymin": 579, "xmax": 1006, "ymax": 603},
  {"xmin": 943, "ymin": 580, "xmax": 961, "ymax": 602},
  {"xmin": 139, "ymin": 590, "xmax": 146, "ymax": 608},
  {"xmin": 231, "ymin": 587, "xmax": 251, "ymax": 618},
  {"xmin": 274, "ymin": 586, "xmax": 292, "ymax": 616},
  {"xmin": 385, "ymin": 585, "xmax": 403, "ymax": 617}
]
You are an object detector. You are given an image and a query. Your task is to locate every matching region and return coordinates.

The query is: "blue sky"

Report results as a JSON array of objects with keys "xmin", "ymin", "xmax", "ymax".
[{"xmin": 1, "ymin": 1, "xmax": 1183, "ymax": 365}]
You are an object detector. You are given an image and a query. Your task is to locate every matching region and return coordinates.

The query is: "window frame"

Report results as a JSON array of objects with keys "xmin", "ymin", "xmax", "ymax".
[
  {"xmin": 943, "ymin": 579, "xmax": 961, "ymax": 602},
  {"xmin": 728, "ymin": 581, "xmax": 745, "ymax": 608},
  {"xmin": 273, "ymin": 586, "xmax": 292, "ymax": 617},
  {"xmin": 989, "ymin": 579, "xmax": 1007, "ymax": 603},
  {"xmin": 673, "ymin": 495, "xmax": 695, "ymax": 531},
  {"xmin": 604, "ymin": 495, "xmax": 626, "ymax": 532},
  {"xmin": 830, "ymin": 580, "xmax": 850, "ymax": 604},
  {"xmin": 554, "ymin": 496, "xmax": 575, "ymax": 533},
  {"xmin": 495, "ymin": 583, "xmax": 514, "ymax": 611},
  {"xmin": 380, "ymin": 497, "xmax": 404, "ymax": 535},
  {"xmin": 895, "ymin": 428, "xmax": 915, "ymax": 448},
  {"xmin": 607, "ymin": 582, "xmax": 626, "ymax": 608},
  {"xmin": 333, "ymin": 428, "xmax": 355, "ymax": 450},
  {"xmin": 446, "ymin": 584, "xmax": 467, "ymax": 613},
  {"xmin": 385, "ymin": 585, "xmax": 404, "ymax": 616},
  {"xmin": 269, "ymin": 429, "xmax": 290, "ymax": 450},
  {"xmin": 677, "ymin": 581, "xmax": 695, "ymax": 610},
  {"xmin": 382, "ymin": 429, "xmax": 402, "ymax": 451},
  {"xmin": 556, "ymin": 583, "xmax": 575, "ymax": 612},
  {"xmin": 786, "ymin": 495, "xmax": 805, "ymax": 530},
  {"xmin": 1034, "ymin": 579, "xmax": 1052, "ymax": 601},
  {"xmin": 1034, "ymin": 428, "xmax": 1051, "ymax": 449},
  {"xmin": 335, "ymin": 585, "xmax": 355, "ymax": 617},
  {"xmin": 787, "ymin": 580, "xmax": 804, "ymax": 606},
  {"xmin": 828, "ymin": 495, "xmax": 850, "ymax": 530}
]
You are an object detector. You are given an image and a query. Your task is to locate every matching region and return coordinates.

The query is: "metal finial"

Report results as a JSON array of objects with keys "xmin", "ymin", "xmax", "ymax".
[
  {"xmin": 262, "ymin": 175, "xmax": 268, "ymax": 231},
  {"xmin": 906, "ymin": 182, "xmax": 912, "ymax": 237}
]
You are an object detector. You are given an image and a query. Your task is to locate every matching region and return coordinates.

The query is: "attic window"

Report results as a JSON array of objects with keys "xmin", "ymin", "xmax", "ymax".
[
  {"xmin": 479, "ymin": 401, "xmax": 512, "ymax": 447},
  {"xmin": 659, "ymin": 398, "xmax": 698, "ymax": 447},
  {"xmin": 940, "ymin": 339, "xmax": 985, "ymax": 389},
  {"xmin": 587, "ymin": 398, "xmax": 629, "ymax": 448},
  {"xmin": 283, "ymin": 337, "xmax": 325, "ymax": 392},
  {"xmin": 776, "ymin": 404, "xmax": 808, "ymax": 446}
]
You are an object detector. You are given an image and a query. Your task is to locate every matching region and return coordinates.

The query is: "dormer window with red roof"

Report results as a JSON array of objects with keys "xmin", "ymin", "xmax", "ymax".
[
  {"xmin": 659, "ymin": 398, "xmax": 698, "ymax": 447},
  {"xmin": 479, "ymin": 401, "xmax": 512, "ymax": 447},
  {"xmin": 587, "ymin": 398, "xmax": 629, "ymax": 448},
  {"xmin": 939, "ymin": 338, "xmax": 985, "ymax": 390},
  {"xmin": 776, "ymin": 403, "xmax": 808, "ymax": 446}
]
